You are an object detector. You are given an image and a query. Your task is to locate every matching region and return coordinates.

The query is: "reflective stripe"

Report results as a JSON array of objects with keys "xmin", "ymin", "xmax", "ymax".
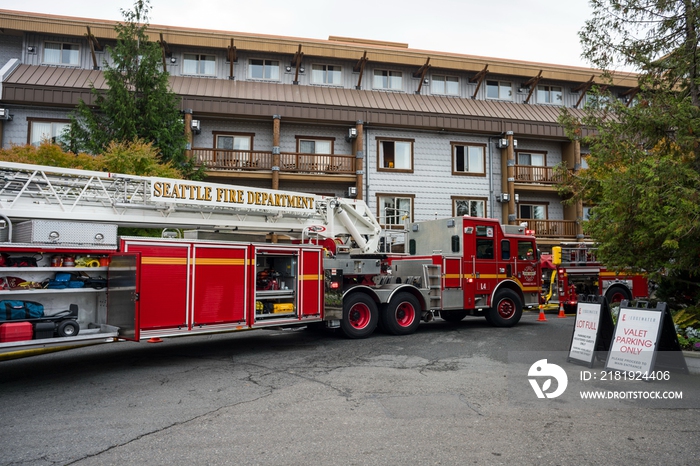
[
  {"xmin": 141, "ymin": 257, "xmax": 188, "ymax": 265},
  {"xmin": 194, "ymin": 258, "xmax": 246, "ymax": 265}
]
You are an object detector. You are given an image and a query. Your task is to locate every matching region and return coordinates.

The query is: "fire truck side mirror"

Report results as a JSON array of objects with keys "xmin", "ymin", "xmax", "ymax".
[{"xmin": 552, "ymin": 246, "xmax": 562, "ymax": 265}]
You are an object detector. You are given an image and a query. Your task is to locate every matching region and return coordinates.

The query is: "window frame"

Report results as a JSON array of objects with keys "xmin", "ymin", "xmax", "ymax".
[
  {"xmin": 452, "ymin": 196, "xmax": 487, "ymax": 218},
  {"xmin": 372, "ymin": 69, "xmax": 403, "ymax": 91},
  {"xmin": 376, "ymin": 138, "xmax": 414, "ymax": 173},
  {"xmin": 536, "ymin": 85, "xmax": 563, "ymax": 104},
  {"xmin": 182, "ymin": 53, "xmax": 217, "ymax": 76},
  {"xmin": 451, "ymin": 142, "xmax": 486, "ymax": 176},
  {"xmin": 376, "ymin": 193, "xmax": 414, "ymax": 229},
  {"xmin": 248, "ymin": 58, "xmax": 280, "ymax": 81},
  {"xmin": 486, "ymin": 80, "xmax": 513, "ymax": 100},
  {"xmin": 518, "ymin": 203, "xmax": 549, "ymax": 220},
  {"xmin": 213, "ymin": 131, "xmax": 255, "ymax": 151},
  {"xmin": 310, "ymin": 64, "xmax": 342, "ymax": 85},
  {"xmin": 27, "ymin": 118, "xmax": 71, "ymax": 146},
  {"xmin": 295, "ymin": 136, "xmax": 335, "ymax": 154},
  {"xmin": 42, "ymin": 41, "xmax": 79, "ymax": 66},
  {"xmin": 431, "ymin": 74, "xmax": 460, "ymax": 96},
  {"xmin": 516, "ymin": 150, "xmax": 547, "ymax": 167}
]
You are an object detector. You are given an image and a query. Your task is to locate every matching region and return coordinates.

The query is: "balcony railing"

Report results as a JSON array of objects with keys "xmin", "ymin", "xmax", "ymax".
[
  {"xmin": 514, "ymin": 165, "xmax": 569, "ymax": 184},
  {"xmin": 193, "ymin": 149, "xmax": 356, "ymax": 175},
  {"xmin": 517, "ymin": 219, "xmax": 581, "ymax": 239}
]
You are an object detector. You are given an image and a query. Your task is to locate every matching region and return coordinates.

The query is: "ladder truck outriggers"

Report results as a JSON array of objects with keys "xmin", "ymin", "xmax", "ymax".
[{"xmin": 0, "ymin": 162, "xmax": 541, "ymax": 359}]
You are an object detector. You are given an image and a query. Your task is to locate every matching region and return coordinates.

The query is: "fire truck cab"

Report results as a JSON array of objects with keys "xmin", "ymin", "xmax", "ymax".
[{"xmin": 386, "ymin": 216, "xmax": 541, "ymax": 326}]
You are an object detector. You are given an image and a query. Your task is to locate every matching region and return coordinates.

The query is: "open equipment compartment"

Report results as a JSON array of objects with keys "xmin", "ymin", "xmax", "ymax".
[{"xmin": 254, "ymin": 247, "xmax": 299, "ymax": 321}]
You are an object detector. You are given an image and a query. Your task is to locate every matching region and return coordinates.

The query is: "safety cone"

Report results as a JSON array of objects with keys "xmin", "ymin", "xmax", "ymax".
[
  {"xmin": 537, "ymin": 305, "xmax": 547, "ymax": 322},
  {"xmin": 558, "ymin": 301, "xmax": 567, "ymax": 318},
  {"xmin": 147, "ymin": 337, "xmax": 163, "ymax": 343}
]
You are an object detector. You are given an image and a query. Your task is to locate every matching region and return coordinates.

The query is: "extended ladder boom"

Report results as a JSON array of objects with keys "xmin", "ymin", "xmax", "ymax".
[{"xmin": 0, "ymin": 162, "xmax": 382, "ymax": 252}]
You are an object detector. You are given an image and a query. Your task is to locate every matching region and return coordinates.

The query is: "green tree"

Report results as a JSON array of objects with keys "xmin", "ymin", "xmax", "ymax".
[
  {"xmin": 68, "ymin": 0, "xmax": 196, "ymax": 177},
  {"xmin": 559, "ymin": 0, "xmax": 700, "ymax": 290}
]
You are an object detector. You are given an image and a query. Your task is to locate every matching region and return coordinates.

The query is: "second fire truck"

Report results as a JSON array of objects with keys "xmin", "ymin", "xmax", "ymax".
[
  {"xmin": 540, "ymin": 243, "xmax": 649, "ymax": 312},
  {"xmin": 0, "ymin": 162, "xmax": 541, "ymax": 358}
]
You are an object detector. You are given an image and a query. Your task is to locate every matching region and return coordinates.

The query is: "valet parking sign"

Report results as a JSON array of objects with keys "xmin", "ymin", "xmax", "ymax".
[{"xmin": 606, "ymin": 307, "xmax": 662, "ymax": 373}]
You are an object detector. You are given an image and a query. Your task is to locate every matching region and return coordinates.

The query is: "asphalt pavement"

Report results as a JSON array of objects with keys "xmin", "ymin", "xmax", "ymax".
[{"xmin": 1, "ymin": 310, "xmax": 699, "ymax": 465}]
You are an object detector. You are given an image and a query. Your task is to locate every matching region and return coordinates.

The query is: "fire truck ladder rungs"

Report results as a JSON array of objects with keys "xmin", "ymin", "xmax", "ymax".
[
  {"xmin": 0, "ymin": 162, "xmax": 321, "ymax": 231},
  {"xmin": 424, "ymin": 264, "xmax": 442, "ymax": 309}
]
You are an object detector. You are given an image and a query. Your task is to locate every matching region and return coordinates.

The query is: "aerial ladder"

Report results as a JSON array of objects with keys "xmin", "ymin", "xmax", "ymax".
[{"xmin": 0, "ymin": 161, "xmax": 382, "ymax": 253}]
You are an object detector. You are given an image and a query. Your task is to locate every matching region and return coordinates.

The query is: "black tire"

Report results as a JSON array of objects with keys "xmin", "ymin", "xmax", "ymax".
[
  {"xmin": 440, "ymin": 310, "xmax": 468, "ymax": 323},
  {"xmin": 340, "ymin": 293, "xmax": 378, "ymax": 339},
  {"xmin": 57, "ymin": 320, "xmax": 80, "ymax": 338},
  {"xmin": 487, "ymin": 289, "xmax": 523, "ymax": 327},
  {"xmin": 605, "ymin": 286, "xmax": 631, "ymax": 305},
  {"xmin": 381, "ymin": 292, "xmax": 422, "ymax": 335}
]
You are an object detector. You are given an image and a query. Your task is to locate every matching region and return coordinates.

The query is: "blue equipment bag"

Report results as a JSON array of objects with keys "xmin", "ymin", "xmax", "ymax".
[{"xmin": 0, "ymin": 300, "xmax": 45, "ymax": 321}]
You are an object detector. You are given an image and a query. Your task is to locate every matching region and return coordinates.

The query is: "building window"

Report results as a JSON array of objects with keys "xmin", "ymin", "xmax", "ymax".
[
  {"xmin": 432, "ymin": 75, "xmax": 459, "ymax": 95},
  {"xmin": 249, "ymin": 59, "xmax": 280, "ymax": 80},
  {"xmin": 452, "ymin": 143, "xmax": 485, "ymax": 175},
  {"xmin": 517, "ymin": 151, "xmax": 546, "ymax": 166},
  {"xmin": 582, "ymin": 206, "xmax": 594, "ymax": 221},
  {"xmin": 537, "ymin": 85, "xmax": 563, "ymax": 104},
  {"xmin": 28, "ymin": 119, "xmax": 70, "ymax": 146},
  {"xmin": 373, "ymin": 69, "xmax": 402, "ymax": 90},
  {"xmin": 311, "ymin": 64, "xmax": 342, "ymax": 85},
  {"xmin": 43, "ymin": 42, "xmax": 79, "ymax": 65},
  {"xmin": 377, "ymin": 139, "xmax": 413, "ymax": 171},
  {"xmin": 378, "ymin": 195, "xmax": 413, "ymax": 228},
  {"xmin": 183, "ymin": 54, "xmax": 216, "ymax": 75},
  {"xmin": 215, "ymin": 133, "xmax": 252, "ymax": 151},
  {"xmin": 453, "ymin": 197, "xmax": 486, "ymax": 218},
  {"xmin": 486, "ymin": 80, "xmax": 512, "ymax": 100},
  {"xmin": 519, "ymin": 204, "xmax": 547, "ymax": 220},
  {"xmin": 297, "ymin": 137, "xmax": 333, "ymax": 154}
]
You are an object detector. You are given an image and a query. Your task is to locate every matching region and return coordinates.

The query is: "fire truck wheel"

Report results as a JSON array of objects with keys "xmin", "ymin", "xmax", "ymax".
[
  {"xmin": 57, "ymin": 320, "xmax": 80, "ymax": 338},
  {"xmin": 440, "ymin": 310, "xmax": 468, "ymax": 323},
  {"xmin": 341, "ymin": 293, "xmax": 378, "ymax": 339},
  {"xmin": 605, "ymin": 286, "xmax": 631, "ymax": 305},
  {"xmin": 382, "ymin": 292, "xmax": 421, "ymax": 335},
  {"xmin": 487, "ymin": 289, "xmax": 522, "ymax": 327}
]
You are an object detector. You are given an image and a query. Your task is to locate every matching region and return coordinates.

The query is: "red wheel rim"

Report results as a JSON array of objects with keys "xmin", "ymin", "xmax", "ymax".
[
  {"xmin": 497, "ymin": 299, "xmax": 515, "ymax": 319},
  {"xmin": 395, "ymin": 301, "xmax": 416, "ymax": 327},
  {"xmin": 609, "ymin": 292, "xmax": 625, "ymax": 303},
  {"xmin": 349, "ymin": 303, "xmax": 371, "ymax": 329}
]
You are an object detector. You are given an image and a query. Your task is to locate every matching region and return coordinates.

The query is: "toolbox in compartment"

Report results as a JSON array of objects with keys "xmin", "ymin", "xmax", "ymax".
[
  {"xmin": 272, "ymin": 303, "xmax": 295, "ymax": 314},
  {"xmin": 0, "ymin": 321, "xmax": 33, "ymax": 342}
]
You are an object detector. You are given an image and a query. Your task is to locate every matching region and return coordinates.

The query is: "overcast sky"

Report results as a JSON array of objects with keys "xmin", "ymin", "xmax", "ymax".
[{"xmin": 2, "ymin": 0, "xmax": 596, "ymax": 68}]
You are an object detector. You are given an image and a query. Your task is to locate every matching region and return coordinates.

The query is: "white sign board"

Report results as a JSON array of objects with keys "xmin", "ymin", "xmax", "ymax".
[
  {"xmin": 606, "ymin": 307, "xmax": 663, "ymax": 373},
  {"xmin": 568, "ymin": 302, "xmax": 601, "ymax": 366}
]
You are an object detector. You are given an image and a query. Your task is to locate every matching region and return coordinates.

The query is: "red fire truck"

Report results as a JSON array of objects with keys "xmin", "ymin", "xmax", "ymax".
[
  {"xmin": 0, "ymin": 162, "xmax": 541, "ymax": 359},
  {"xmin": 540, "ymin": 243, "xmax": 649, "ymax": 312}
]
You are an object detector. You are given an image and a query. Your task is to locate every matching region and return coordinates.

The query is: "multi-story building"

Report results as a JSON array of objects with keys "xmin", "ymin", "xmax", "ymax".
[{"xmin": 0, "ymin": 9, "xmax": 638, "ymax": 249}]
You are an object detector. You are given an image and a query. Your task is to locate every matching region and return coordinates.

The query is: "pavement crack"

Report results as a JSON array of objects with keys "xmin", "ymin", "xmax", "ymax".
[{"xmin": 63, "ymin": 392, "xmax": 273, "ymax": 465}]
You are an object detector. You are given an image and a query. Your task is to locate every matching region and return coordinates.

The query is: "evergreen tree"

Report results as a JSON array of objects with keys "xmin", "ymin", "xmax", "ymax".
[
  {"xmin": 68, "ymin": 0, "xmax": 194, "ymax": 176},
  {"xmin": 559, "ymin": 0, "xmax": 700, "ymax": 296}
]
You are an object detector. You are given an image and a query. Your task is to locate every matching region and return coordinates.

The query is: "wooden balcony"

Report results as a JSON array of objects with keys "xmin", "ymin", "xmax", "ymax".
[
  {"xmin": 193, "ymin": 149, "xmax": 356, "ymax": 175},
  {"xmin": 517, "ymin": 219, "xmax": 582, "ymax": 239},
  {"xmin": 514, "ymin": 165, "xmax": 569, "ymax": 184}
]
